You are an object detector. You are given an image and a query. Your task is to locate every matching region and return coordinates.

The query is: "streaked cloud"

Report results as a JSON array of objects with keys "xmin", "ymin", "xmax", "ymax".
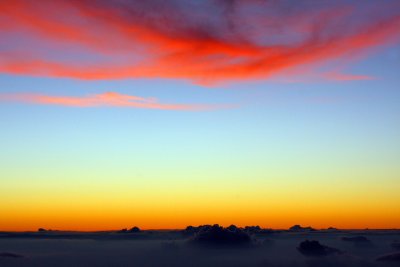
[
  {"xmin": 0, "ymin": 92, "xmax": 220, "ymax": 111},
  {"xmin": 324, "ymin": 72, "xmax": 375, "ymax": 81},
  {"xmin": 0, "ymin": 0, "xmax": 399, "ymax": 83}
]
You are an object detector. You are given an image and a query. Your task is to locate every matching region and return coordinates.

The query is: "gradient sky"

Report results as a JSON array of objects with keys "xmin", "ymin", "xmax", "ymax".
[{"xmin": 1, "ymin": 0, "xmax": 400, "ymax": 231}]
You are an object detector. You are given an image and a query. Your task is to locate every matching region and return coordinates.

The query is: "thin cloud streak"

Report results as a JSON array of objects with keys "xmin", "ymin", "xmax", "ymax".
[
  {"xmin": 0, "ymin": 92, "xmax": 224, "ymax": 111},
  {"xmin": 324, "ymin": 72, "xmax": 375, "ymax": 81}
]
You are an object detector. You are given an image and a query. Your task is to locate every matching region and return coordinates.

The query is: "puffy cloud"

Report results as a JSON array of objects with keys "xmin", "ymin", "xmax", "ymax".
[{"xmin": 186, "ymin": 224, "xmax": 252, "ymax": 247}]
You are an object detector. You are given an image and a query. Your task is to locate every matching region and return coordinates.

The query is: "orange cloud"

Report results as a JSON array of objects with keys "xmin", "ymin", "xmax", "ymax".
[
  {"xmin": 0, "ymin": 92, "xmax": 218, "ymax": 111},
  {"xmin": 0, "ymin": 0, "xmax": 399, "ymax": 83}
]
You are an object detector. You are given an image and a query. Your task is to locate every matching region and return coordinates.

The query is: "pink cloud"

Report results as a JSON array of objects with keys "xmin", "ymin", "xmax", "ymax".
[
  {"xmin": 0, "ymin": 92, "xmax": 221, "ymax": 111},
  {"xmin": 324, "ymin": 72, "xmax": 375, "ymax": 81}
]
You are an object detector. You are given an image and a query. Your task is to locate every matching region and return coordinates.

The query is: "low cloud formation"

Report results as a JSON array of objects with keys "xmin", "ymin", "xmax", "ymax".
[
  {"xmin": 289, "ymin": 225, "xmax": 316, "ymax": 232},
  {"xmin": 297, "ymin": 240, "xmax": 341, "ymax": 257},
  {"xmin": 187, "ymin": 224, "xmax": 252, "ymax": 247},
  {"xmin": 0, "ymin": 252, "xmax": 23, "ymax": 258},
  {"xmin": 0, "ymin": 0, "xmax": 399, "ymax": 83},
  {"xmin": 376, "ymin": 252, "xmax": 400, "ymax": 262},
  {"xmin": 0, "ymin": 92, "xmax": 219, "ymax": 110},
  {"xmin": 117, "ymin": 227, "xmax": 141, "ymax": 233}
]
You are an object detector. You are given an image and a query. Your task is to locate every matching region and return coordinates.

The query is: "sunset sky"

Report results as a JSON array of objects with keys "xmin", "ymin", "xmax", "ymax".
[{"xmin": 0, "ymin": 0, "xmax": 399, "ymax": 231}]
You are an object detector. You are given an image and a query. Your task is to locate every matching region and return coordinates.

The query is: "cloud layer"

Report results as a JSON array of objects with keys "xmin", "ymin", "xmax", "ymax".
[
  {"xmin": 0, "ymin": 92, "xmax": 215, "ymax": 110},
  {"xmin": 0, "ymin": 0, "xmax": 399, "ymax": 83}
]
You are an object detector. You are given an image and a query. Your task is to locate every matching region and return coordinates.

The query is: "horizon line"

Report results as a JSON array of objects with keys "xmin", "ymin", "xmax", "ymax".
[{"xmin": 2, "ymin": 228, "xmax": 400, "ymax": 233}]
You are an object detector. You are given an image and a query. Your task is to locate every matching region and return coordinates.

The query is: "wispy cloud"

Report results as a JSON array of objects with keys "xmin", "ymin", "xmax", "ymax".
[
  {"xmin": 323, "ymin": 72, "xmax": 375, "ymax": 81},
  {"xmin": 0, "ymin": 0, "xmax": 399, "ymax": 83},
  {"xmin": 0, "ymin": 92, "xmax": 222, "ymax": 111}
]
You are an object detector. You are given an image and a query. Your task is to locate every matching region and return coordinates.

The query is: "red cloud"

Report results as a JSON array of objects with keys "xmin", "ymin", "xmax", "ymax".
[
  {"xmin": 0, "ymin": 92, "xmax": 218, "ymax": 111},
  {"xmin": 0, "ymin": 0, "xmax": 399, "ymax": 83}
]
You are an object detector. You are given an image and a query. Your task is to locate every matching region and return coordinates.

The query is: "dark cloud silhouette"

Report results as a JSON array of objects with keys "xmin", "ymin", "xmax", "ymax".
[
  {"xmin": 289, "ymin": 225, "xmax": 316, "ymax": 232},
  {"xmin": 1, "ymin": 229, "xmax": 400, "ymax": 266},
  {"xmin": 243, "ymin": 225, "xmax": 262, "ymax": 233},
  {"xmin": 376, "ymin": 252, "xmax": 400, "ymax": 262},
  {"xmin": 129, "ymin": 227, "xmax": 141, "ymax": 233},
  {"xmin": 182, "ymin": 225, "xmax": 209, "ymax": 236},
  {"xmin": 189, "ymin": 224, "xmax": 252, "ymax": 247},
  {"xmin": 297, "ymin": 240, "xmax": 341, "ymax": 257},
  {"xmin": 117, "ymin": 226, "xmax": 141, "ymax": 233},
  {"xmin": 184, "ymin": 224, "xmax": 270, "ymax": 237},
  {"xmin": 0, "ymin": 252, "xmax": 23, "ymax": 258},
  {"xmin": 226, "ymin": 224, "xmax": 239, "ymax": 232}
]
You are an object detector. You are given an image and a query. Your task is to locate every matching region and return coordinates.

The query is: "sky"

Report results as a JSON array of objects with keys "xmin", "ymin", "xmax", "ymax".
[{"xmin": 0, "ymin": 0, "xmax": 400, "ymax": 231}]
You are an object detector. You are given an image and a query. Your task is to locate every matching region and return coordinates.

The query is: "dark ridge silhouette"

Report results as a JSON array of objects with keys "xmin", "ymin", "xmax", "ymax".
[
  {"xmin": 183, "ymin": 224, "xmax": 215, "ymax": 236},
  {"xmin": 129, "ymin": 227, "xmax": 141, "ymax": 233},
  {"xmin": 342, "ymin": 236, "xmax": 370, "ymax": 243},
  {"xmin": 226, "ymin": 224, "xmax": 238, "ymax": 232},
  {"xmin": 37, "ymin": 228, "xmax": 47, "ymax": 232},
  {"xmin": 327, "ymin": 227, "xmax": 338, "ymax": 231},
  {"xmin": 0, "ymin": 252, "xmax": 23, "ymax": 258},
  {"xmin": 183, "ymin": 224, "xmax": 271, "ymax": 238},
  {"xmin": 190, "ymin": 224, "xmax": 252, "ymax": 247},
  {"xmin": 185, "ymin": 225, "xmax": 212, "ymax": 232},
  {"xmin": 183, "ymin": 225, "xmax": 195, "ymax": 235},
  {"xmin": 185, "ymin": 225, "xmax": 195, "ymax": 231},
  {"xmin": 244, "ymin": 225, "xmax": 261, "ymax": 233},
  {"xmin": 183, "ymin": 225, "xmax": 201, "ymax": 236},
  {"xmin": 391, "ymin": 242, "xmax": 400, "ymax": 250},
  {"xmin": 117, "ymin": 227, "xmax": 141, "ymax": 234},
  {"xmin": 289, "ymin": 225, "xmax": 316, "ymax": 232},
  {"xmin": 297, "ymin": 240, "xmax": 341, "ymax": 257},
  {"xmin": 376, "ymin": 252, "xmax": 400, "ymax": 262}
]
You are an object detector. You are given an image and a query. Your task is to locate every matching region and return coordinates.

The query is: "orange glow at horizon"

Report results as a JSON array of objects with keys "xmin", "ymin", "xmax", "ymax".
[
  {"xmin": 2, "ymin": 185, "xmax": 399, "ymax": 231},
  {"xmin": 1, "ymin": 0, "xmax": 399, "ymax": 233}
]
